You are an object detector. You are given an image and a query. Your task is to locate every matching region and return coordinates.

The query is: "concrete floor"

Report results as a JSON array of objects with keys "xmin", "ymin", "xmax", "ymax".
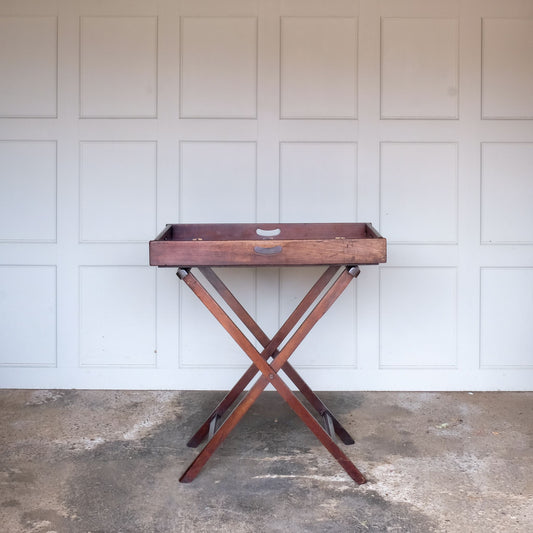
[{"xmin": 0, "ymin": 390, "xmax": 531, "ymax": 533}]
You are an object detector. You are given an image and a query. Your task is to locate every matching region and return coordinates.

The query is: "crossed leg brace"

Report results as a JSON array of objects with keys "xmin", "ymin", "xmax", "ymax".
[{"xmin": 177, "ymin": 265, "xmax": 366, "ymax": 485}]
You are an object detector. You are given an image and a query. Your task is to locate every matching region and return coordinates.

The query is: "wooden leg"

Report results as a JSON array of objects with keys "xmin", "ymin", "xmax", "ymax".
[
  {"xmin": 185, "ymin": 365, "xmax": 256, "ymax": 448},
  {"xmin": 177, "ymin": 266, "xmax": 365, "ymax": 484},
  {"xmin": 265, "ymin": 266, "xmax": 366, "ymax": 483},
  {"xmin": 268, "ymin": 371, "xmax": 366, "ymax": 485},
  {"xmin": 280, "ymin": 363, "xmax": 355, "ymax": 445},
  {"xmin": 180, "ymin": 375, "xmax": 269, "ymax": 483}
]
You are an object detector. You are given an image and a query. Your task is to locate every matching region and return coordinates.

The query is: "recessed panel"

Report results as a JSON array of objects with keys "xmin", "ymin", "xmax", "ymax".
[
  {"xmin": 480, "ymin": 269, "xmax": 533, "ymax": 368},
  {"xmin": 280, "ymin": 17, "xmax": 357, "ymax": 119},
  {"xmin": 179, "ymin": 268, "xmax": 257, "ymax": 368},
  {"xmin": 0, "ymin": 141, "xmax": 56, "ymax": 242},
  {"xmin": 180, "ymin": 17, "xmax": 257, "ymax": 118},
  {"xmin": 482, "ymin": 19, "xmax": 533, "ymax": 119},
  {"xmin": 380, "ymin": 268, "xmax": 457, "ymax": 368},
  {"xmin": 279, "ymin": 267, "xmax": 356, "ymax": 367},
  {"xmin": 381, "ymin": 18, "xmax": 458, "ymax": 119},
  {"xmin": 180, "ymin": 142, "xmax": 256, "ymax": 222},
  {"xmin": 0, "ymin": 266, "xmax": 56, "ymax": 366},
  {"xmin": 481, "ymin": 143, "xmax": 533, "ymax": 243},
  {"xmin": 80, "ymin": 142, "xmax": 157, "ymax": 242},
  {"xmin": 380, "ymin": 143, "xmax": 457, "ymax": 243},
  {"xmin": 0, "ymin": 17, "xmax": 57, "ymax": 117},
  {"xmin": 279, "ymin": 142, "xmax": 356, "ymax": 222},
  {"xmin": 80, "ymin": 17, "xmax": 157, "ymax": 118},
  {"xmin": 80, "ymin": 267, "xmax": 156, "ymax": 366}
]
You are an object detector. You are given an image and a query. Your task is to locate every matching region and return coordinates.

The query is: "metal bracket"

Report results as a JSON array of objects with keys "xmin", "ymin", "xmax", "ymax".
[
  {"xmin": 176, "ymin": 268, "xmax": 190, "ymax": 280},
  {"xmin": 322, "ymin": 412, "xmax": 335, "ymax": 437},
  {"xmin": 208, "ymin": 415, "xmax": 221, "ymax": 440}
]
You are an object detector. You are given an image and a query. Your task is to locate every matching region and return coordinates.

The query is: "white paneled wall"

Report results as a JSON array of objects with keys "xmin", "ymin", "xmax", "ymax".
[
  {"xmin": 180, "ymin": 142, "xmax": 257, "ymax": 222},
  {"xmin": 0, "ymin": 16, "xmax": 57, "ymax": 117},
  {"xmin": 482, "ymin": 19, "xmax": 533, "ymax": 119},
  {"xmin": 480, "ymin": 268, "xmax": 533, "ymax": 368},
  {"xmin": 381, "ymin": 18, "xmax": 459, "ymax": 119},
  {"xmin": 380, "ymin": 268, "xmax": 457, "ymax": 368},
  {"xmin": 0, "ymin": 266, "xmax": 57, "ymax": 366},
  {"xmin": 0, "ymin": 0, "xmax": 532, "ymax": 391},
  {"xmin": 0, "ymin": 141, "xmax": 57, "ymax": 241},
  {"xmin": 280, "ymin": 17, "xmax": 358, "ymax": 119},
  {"xmin": 380, "ymin": 143, "xmax": 458, "ymax": 243},
  {"xmin": 279, "ymin": 142, "xmax": 357, "ymax": 222},
  {"xmin": 79, "ymin": 141, "xmax": 157, "ymax": 242},
  {"xmin": 481, "ymin": 143, "xmax": 533, "ymax": 244},
  {"xmin": 180, "ymin": 17, "xmax": 258, "ymax": 118},
  {"xmin": 79, "ymin": 266, "xmax": 156, "ymax": 367},
  {"xmin": 80, "ymin": 16, "xmax": 158, "ymax": 118}
]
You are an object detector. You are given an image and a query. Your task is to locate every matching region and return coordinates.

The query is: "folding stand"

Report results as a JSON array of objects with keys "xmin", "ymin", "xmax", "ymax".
[
  {"xmin": 176, "ymin": 265, "xmax": 366, "ymax": 485},
  {"xmin": 149, "ymin": 222, "xmax": 387, "ymax": 485}
]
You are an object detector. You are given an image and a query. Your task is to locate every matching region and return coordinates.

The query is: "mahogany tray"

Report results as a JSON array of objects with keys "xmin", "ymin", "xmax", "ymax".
[{"xmin": 149, "ymin": 223, "xmax": 386, "ymax": 267}]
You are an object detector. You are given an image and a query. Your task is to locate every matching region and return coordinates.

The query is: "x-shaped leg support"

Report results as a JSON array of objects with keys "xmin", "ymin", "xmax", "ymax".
[
  {"xmin": 177, "ymin": 265, "xmax": 366, "ymax": 485},
  {"xmin": 187, "ymin": 266, "xmax": 356, "ymax": 447}
]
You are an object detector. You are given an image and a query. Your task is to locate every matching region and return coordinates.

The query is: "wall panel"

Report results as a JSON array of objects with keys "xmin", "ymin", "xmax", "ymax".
[
  {"xmin": 380, "ymin": 142, "xmax": 457, "ymax": 244},
  {"xmin": 380, "ymin": 267, "xmax": 457, "ymax": 368},
  {"xmin": 180, "ymin": 17, "xmax": 257, "ymax": 118},
  {"xmin": 80, "ymin": 16, "xmax": 158, "ymax": 118},
  {"xmin": 0, "ymin": 266, "xmax": 56, "ymax": 366},
  {"xmin": 481, "ymin": 143, "xmax": 533, "ymax": 244},
  {"xmin": 79, "ymin": 141, "xmax": 157, "ymax": 242},
  {"xmin": 179, "ymin": 141, "xmax": 257, "ymax": 222},
  {"xmin": 0, "ymin": 141, "xmax": 57, "ymax": 242},
  {"xmin": 381, "ymin": 18, "xmax": 459, "ymax": 119},
  {"xmin": 280, "ymin": 17, "xmax": 357, "ymax": 119},
  {"xmin": 482, "ymin": 19, "xmax": 533, "ymax": 119},
  {"xmin": 480, "ymin": 268, "xmax": 533, "ymax": 368},
  {"xmin": 0, "ymin": 16, "xmax": 57, "ymax": 117},
  {"xmin": 79, "ymin": 266, "xmax": 156, "ymax": 367},
  {"xmin": 279, "ymin": 142, "xmax": 356, "ymax": 222}
]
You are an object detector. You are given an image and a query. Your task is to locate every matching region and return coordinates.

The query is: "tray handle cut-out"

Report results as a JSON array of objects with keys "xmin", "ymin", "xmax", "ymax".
[
  {"xmin": 254, "ymin": 245, "xmax": 283, "ymax": 256},
  {"xmin": 256, "ymin": 228, "xmax": 281, "ymax": 238}
]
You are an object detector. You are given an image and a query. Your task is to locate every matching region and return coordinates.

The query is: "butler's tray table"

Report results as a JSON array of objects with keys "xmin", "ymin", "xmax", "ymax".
[{"xmin": 149, "ymin": 223, "xmax": 387, "ymax": 484}]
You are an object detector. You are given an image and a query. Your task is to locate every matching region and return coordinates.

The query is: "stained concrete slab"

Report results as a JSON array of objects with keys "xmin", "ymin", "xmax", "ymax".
[{"xmin": 0, "ymin": 390, "xmax": 531, "ymax": 532}]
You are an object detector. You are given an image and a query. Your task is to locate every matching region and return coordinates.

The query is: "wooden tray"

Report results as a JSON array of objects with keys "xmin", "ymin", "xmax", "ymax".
[{"xmin": 149, "ymin": 223, "xmax": 386, "ymax": 267}]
